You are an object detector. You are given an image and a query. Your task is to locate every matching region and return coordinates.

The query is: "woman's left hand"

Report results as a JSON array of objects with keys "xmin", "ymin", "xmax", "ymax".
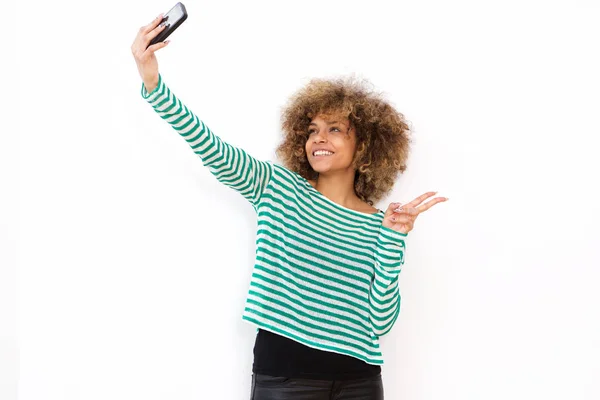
[{"xmin": 382, "ymin": 192, "xmax": 448, "ymax": 235}]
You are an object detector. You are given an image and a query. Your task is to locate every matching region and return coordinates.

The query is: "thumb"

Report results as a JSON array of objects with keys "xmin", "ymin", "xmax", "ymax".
[{"xmin": 146, "ymin": 40, "xmax": 170, "ymax": 54}]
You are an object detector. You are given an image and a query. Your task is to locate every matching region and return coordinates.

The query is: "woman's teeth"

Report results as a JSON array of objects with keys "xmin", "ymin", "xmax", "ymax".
[{"xmin": 313, "ymin": 151, "xmax": 334, "ymax": 156}]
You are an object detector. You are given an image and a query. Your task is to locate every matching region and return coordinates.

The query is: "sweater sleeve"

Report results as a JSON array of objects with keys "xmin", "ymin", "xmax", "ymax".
[
  {"xmin": 369, "ymin": 226, "xmax": 407, "ymax": 338},
  {"xmin": 141, "ymin": 74, "xmax": 273, "ymax": 209}
]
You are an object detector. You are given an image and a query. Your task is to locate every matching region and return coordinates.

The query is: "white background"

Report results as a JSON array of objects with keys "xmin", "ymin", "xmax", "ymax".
[{"xmin": 7, "ymin": 0, "xmax": 600, "ymax": 399}]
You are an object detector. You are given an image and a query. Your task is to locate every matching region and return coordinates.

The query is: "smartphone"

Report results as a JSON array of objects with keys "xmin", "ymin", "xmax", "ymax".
[{"xmin": 148, "ymin": 2, "xmax": 188, "ymax": 49}]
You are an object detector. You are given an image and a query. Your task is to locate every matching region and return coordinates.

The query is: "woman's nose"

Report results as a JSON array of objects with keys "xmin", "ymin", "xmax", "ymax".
[{"xmin": 314, "ymin": 130, "xmax": 328, "ymax": 141}]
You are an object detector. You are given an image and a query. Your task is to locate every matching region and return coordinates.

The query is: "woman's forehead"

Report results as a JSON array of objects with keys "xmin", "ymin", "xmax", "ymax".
[{"xmin": 311, "ymin": 113, "xmax": 349, "ymax": 124}]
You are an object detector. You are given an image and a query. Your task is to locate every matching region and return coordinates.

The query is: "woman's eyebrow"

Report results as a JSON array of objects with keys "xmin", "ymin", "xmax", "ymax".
[{"xmin": 309, "ymin": 121, "xmax": 341, "ymax": 126}]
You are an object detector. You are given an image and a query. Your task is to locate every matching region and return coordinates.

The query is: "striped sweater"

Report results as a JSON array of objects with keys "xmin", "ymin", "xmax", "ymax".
[{"xmin": 141, "ymin": 74, "xmax": 407, "ymax": 365}]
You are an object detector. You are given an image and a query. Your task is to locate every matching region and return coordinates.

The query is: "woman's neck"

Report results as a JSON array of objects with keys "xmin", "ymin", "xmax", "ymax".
[{"xmin": 313, "ymin": 169, "xmax": 361, "ymax": 208}]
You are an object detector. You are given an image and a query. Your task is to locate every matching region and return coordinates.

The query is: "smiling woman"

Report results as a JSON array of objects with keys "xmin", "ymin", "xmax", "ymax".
[{"xmin": 132, "ymin": 14, "xmax": 447, "ymax": 399}]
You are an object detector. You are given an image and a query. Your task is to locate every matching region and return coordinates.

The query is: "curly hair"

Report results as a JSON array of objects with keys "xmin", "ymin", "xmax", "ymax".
[{"xmin": 275, "ymin": 75, "xmax": 411, "ymax": 206}]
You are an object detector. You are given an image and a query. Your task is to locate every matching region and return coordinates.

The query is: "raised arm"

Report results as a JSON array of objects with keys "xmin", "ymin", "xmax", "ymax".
[
  {"xmin": 141, "ymin": 75, "xmax": 273, "ymax": 208},
  {"xmin": 131, "ymin": 14, "xmax": 272, "ymax": 209}
]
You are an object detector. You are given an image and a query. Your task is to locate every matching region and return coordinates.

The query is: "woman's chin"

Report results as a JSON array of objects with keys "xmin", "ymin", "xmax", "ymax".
[
  {"xmin": 310, "ymin": 165, "xmax": 330, "ymax": 174},
  {"xmin": 309, "ymin": 159, "xmax": 334, "ymax": 172}
]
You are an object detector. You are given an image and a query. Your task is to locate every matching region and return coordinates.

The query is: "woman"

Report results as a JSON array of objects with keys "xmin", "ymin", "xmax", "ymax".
[{"xmin": 131, "ymin": 14, "xmax": 447, "ymax": 400}]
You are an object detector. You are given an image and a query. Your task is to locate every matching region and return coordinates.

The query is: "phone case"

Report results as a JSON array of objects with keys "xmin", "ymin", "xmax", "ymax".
[{"xmin": 148, "ymin": 2, "xmax": 188, "ymax": 48}]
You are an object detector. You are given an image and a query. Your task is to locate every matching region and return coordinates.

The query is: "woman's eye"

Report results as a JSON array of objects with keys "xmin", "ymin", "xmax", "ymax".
[{"xmin": 307, "ymin": 127, "xmax": 341, "ymax": 134}]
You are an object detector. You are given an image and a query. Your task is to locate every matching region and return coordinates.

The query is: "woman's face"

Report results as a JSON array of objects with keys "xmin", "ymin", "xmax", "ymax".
[{"xmin": 305, "ymin": 113, "xmax": 357, "ymax": 174}]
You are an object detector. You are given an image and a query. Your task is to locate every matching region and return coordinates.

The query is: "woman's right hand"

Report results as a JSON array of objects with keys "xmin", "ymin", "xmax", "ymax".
[{"xmin": 131, "ymin": 14, "xmax": 170, "ymax": 94}]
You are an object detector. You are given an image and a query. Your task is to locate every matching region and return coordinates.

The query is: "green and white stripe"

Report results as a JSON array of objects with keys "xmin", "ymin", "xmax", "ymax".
[{"xmin": 142, "ymin": 75, "xmax": 407, "ymax": 365}]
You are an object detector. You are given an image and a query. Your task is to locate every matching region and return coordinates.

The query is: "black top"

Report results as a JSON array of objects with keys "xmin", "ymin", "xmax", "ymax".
[{"xmin": 252, "ymin": 329, "xmax": 381, "ymax": 381}]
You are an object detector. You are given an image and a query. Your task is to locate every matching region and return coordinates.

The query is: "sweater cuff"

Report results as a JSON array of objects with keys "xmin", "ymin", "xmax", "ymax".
[{"xmin": 378, "ymin": 225, "xmax": 408, "ymax": 247}]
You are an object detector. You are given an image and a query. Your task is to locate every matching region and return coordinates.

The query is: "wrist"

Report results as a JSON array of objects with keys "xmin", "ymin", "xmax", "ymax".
[{"xmin": 143, "ymin": 75, "xmax": 159, "ymax": 94}]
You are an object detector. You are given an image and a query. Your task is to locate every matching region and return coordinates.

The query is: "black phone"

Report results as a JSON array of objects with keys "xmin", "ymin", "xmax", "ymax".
[{"xmin": 148, "ymin": 2, "xmax": 188, "ymax": 49}]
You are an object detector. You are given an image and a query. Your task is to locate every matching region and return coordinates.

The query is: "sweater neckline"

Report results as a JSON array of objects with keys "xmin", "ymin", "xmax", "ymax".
[{"xmin": 297, "ymin": 175, "xmax": 384, "ymax": 218}]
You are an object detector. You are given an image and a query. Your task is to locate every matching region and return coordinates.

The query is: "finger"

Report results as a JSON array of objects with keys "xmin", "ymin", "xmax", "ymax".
[
  {"xmin": 416, "ymin": 197, "xmax": 448, "ymax": 213},
  {"xmin": 393, "ymin": 207, "xmax": 419, "ymax": 216},
  {"xmin": 133, "ymin": 15, "xmax": 165, "ymax": 54},
  {"xmin": 390, "ymin": 213, "xmax": 412, "ymax": 223},
  {"xmin": 384, "ymin": 202, "xmax": 403, "ymax": 218},
  {"xmin": 405, "ymin": 191, "xmax": 438, "ymax": 208},
  {"xmin": 146, "ymin": 39, "xmax": 170, "ymax": 54},
  {"xmin": 143, "ymin": 23, "xmax": 168, "ymax": 48},
  {"xmin": 141, "ymin": 14, "xmax": 164, "ymax": 35}
]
